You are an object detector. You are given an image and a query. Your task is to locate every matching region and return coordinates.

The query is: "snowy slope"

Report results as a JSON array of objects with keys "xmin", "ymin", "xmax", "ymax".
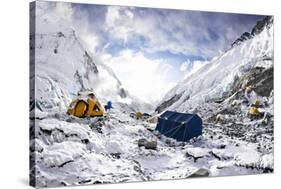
[
  {"xmin": 157, "ymin": 16, "xmax": 273, "ymax": 113},
  {"xmin": 31, "ymin": 2, "xmax": 151, "ymax": 114}
]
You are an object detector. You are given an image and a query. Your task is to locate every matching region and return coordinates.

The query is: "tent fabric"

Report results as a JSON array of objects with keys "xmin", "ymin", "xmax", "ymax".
[
  {"xmin": 155, "ymin": 111, "xmax": 203, "ymax": 142},
  {"xmin": 67, "ymin": 96, "xmax": 105, "ymax": 117}
]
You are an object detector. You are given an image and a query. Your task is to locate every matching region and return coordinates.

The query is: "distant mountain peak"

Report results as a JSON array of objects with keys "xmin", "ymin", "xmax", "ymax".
[{"xmin": 231, "ymin": 16, "xmax": 273, "ymax": 48}]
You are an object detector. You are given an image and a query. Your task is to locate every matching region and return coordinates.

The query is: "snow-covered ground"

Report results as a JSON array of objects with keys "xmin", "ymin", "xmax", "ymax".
[
  {"xmin": 30, "ymin": 2, "xmax": 274, "ymax": 188},
  {"xmin": 31, "ymin": 106, "xmax": 272, "ymax": 187}
]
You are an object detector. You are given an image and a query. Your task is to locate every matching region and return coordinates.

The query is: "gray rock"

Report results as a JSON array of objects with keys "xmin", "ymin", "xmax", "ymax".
[
  {"xmin": 231, "ymin": 16, "xmax": 273, "ymax": 48},
  {"xmin": 251, "ymin": 16, "xmax": 273, "ymax": 36},
  {"xmin": 89, "ymin": 121, "xmax": 103, "ymax": 134},
  {"xmin": 110, "ymin": 153, "xmax": 121, "ymax": 159},
  {"xmin": 155, "ymin": 92, "xmax": 183, "ymax": 113},
  {"xmin": 138, "ymin": 138, "xmax": 147, "ymax": 147},
  {"xmin": 118, "ymin": 88, "xmax": 127, "ymax": 98},
  {"xmin": 138, "ymin": 138, "xmax": 157, "ymax": 150},
  {"xmin": 188, "ymin": 168, "xmax": 210, "ymax": 178},
  {"xmin": 145, "ymin": 141, "xmax": 157, "ymax": 150}
]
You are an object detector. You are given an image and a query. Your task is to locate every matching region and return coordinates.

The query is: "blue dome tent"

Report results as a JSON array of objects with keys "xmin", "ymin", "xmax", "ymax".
[{"xmin": 155, "ymin": 111, "xmax": 203, "ymax": 142}]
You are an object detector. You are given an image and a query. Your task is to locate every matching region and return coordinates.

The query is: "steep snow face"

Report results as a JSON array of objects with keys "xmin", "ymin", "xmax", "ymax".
[
  {"xmin": 33, "ymin": 2, "xmax": 150, "ymax": 113},
  {"xmin": 34, "ymin": 30, "xmax": 97, "ymax": 111},
  {"xmin": 158, "ymin": 18, "xmax": 273, "ymax": 113}
]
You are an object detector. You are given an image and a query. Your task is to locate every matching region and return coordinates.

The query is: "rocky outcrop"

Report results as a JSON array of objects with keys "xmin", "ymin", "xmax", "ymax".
[
  {"xmin": 138, "ymin": 138, "xmax": 157, "ymax": 150},
  {"xmin": 231, "ymin": 16, "xmax": 273, "ymax": 48},
  {"xmin": 251, "ymin": 16, "xmax": 273, "ymax": 36},
  {"xmin": 188, "ymin": 168, "xmax": 210, "ymax": 178},
  {"xmin": 231, "ymin": 32, "xmax": 252, "ymax": 47},
  {"xmin": 155, "ymin": 92, "xmax": 184, "ymax": 113},
  {"xmin": 230, "ymin": 66, "xmax": 273, "ymax": 97}
]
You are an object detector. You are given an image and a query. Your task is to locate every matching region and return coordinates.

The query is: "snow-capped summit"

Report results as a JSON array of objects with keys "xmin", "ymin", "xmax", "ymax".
[{"xmin": 231, "ymin": 16, "xmax": 273, "ymax": 47}]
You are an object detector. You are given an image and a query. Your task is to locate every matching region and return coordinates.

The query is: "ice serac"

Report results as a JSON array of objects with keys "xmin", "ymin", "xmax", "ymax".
[
  {"xmin": 156, "ymin": 16, "xmax": 273, "ymax": 114},
  {"xmin": 32, "ymin": 2, "xmax": 150, "ymax": 113}
]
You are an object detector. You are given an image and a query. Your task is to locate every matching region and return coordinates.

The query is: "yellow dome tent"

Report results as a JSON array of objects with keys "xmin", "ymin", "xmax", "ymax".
[
  {"xmin": 67, "ymin": 93, "xmax": 105, "ymax": 118},
  {"xmin": 136, "ymin": 112, "xmax": 142, "ymax": 120},
  {"xmin": 248, "ymin": 107, "xmax": 260, "ymax": 116},
  {"xmin": 245, "ymin": 86, "xmax": 252, "ymax": 93}
]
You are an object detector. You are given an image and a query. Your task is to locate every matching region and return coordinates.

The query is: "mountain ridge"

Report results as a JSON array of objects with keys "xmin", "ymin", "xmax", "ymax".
[{"xmin": 155, "ymin": 16, "xmax": 273, "ymax": 114}]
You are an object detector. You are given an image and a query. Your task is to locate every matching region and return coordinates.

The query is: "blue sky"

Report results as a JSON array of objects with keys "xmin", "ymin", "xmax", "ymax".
[{"xmin": 59, "ymin": 2, "xmax": 265, "ymax": 103}]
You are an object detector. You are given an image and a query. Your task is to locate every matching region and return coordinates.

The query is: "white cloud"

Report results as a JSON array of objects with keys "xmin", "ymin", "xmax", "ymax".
[
  {"xmin": 182, "ymin": 60, "xmax": 210, "ymax": 79},
  {"xmin": 100, "ymin": 6, "xmax": 261, "ymax": 59},
  {"xmin": 35, "ymin": 1, "xmax": 74, "ymax": 33},
  {"xmin": 105, "ymin": 6, "xmax": 135, "ymax": 43},
  {"xmin": 79, "ymin": 32, "xmax": 100, "ymax": 55},
  {"xmin": 105, "ymin": 6, "xmax": 121, "ymax": 27},
  {"xmin": 55, "ymin": 2, "xmax": 73, "ymax": 19},
  {"xmin": 103, "ymin": 6, "xmax": 219, "ymax": 58},
  {"xmin": 125, "ymin": 9, "xmax": 134, "ymax": 19},
  {"xmin": 100, "ymin": 50, "xmax": 176, "ymax": 104},
  {"xmin": 180, "ymin": 60, "xmax": 190, "ymax": 72}
]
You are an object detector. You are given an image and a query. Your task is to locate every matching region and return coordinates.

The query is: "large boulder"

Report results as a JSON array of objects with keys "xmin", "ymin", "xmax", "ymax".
[
  {"xmin": 138, "ymin": 138, "xmax": 157, "ymax": 150},
  {"xmin": 188, "ymin": 168, "xmax": 210, "ymax": 178},
  {"xmin": 155, "ymin": 92, "xmax": 183, "ymax": 113}
]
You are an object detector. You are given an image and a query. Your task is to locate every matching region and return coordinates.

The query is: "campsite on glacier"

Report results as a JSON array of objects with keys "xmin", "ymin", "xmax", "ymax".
[{"xmin": 30, "ymin": 2, "xmax": 274, "ymax": 188}]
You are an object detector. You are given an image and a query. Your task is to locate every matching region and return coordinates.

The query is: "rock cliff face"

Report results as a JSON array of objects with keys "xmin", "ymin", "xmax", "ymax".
[{"xmin": 231, "ymin": 16, "xmax": 273, "ymax": 47}]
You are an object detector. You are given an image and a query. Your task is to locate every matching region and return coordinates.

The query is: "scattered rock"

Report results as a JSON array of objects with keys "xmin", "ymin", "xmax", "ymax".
[
  {"xmin": 186, "ymin": 148, "xmax": 210, "ymax": 162},
  {"xmin": 81, "ymin": 139, "xmax": 89, "ymax": 144},
  {"xmin": 78, "ymin": 179, "xmax": 92, "ymax": 184},
  {"xmin": 93, "ymin": 181, "xmax": 102, "ymax": 184},
  {"xmin": 60, "ymin": 181, "xmax": 67, "ymax": 186},
  {"xmin": 57, "ymin": 31, "xmax": 65, "ymax": 37},
  {"xmin": 89, "ymin": 121, "xmax": 103, "ymax": 134},
  {"xmin": 188, "ymin": 168, "xmax": 210, "ymax": 178},
  {"xmin": 110, "ymin": 153, "xmax": 121, "ymax": 159},
  {"xmin": 138, "ymin": 138, "xmax": 147, "ymax": 147},
  {"xmin": 155, "ymin": 92, "xmax": 183, "ymax": 113},
  {"xmin": 145, "ymin": 141, "xmax": 157, "ymax": 150},
  {"xmin": 138, "ymin": 138, "xmax": 157, "ymax": 150},
  {"xmin": 58, "ymin": 160, "xmax": 74, "ymax": 168},
  {"xmin": 40, "ymin": 127, "xmax": 52, "ymax": 135}
]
